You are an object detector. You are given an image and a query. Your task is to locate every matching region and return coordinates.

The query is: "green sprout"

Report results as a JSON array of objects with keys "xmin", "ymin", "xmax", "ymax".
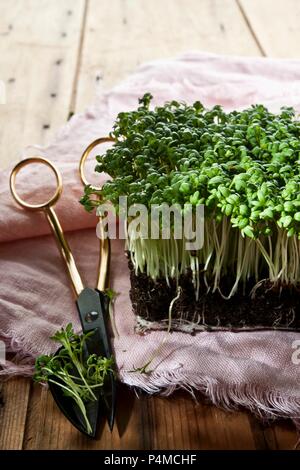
[
  {"xmin": 34, "ymin": 323, "xmax": 114, "ymax": 435},
  {"xmin": 80, "ymin": 95, "xmax": 300, "ymax": 297}
]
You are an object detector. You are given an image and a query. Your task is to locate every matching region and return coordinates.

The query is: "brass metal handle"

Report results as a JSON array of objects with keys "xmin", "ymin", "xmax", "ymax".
[
  {"xmin": 80, "ymin": 138, "xmax": 114, "ymax": 291},
  {"xmin": 45, "ymin": 206, "xmax": 84, "ymax": 296},
  {"xmin": 10, "ymin": 156, "xmax": 62, "ymax": 210},
  {"xmin": 10, "ymin": 156, "xmax": 84, "ymax": 296},
  {"xmin": 79, "ymin": 136, "xmax": 115, "ymax": 190},
  {"xmin": 97, "ymin": 222, "xmax": 111, "ymax": 292}
]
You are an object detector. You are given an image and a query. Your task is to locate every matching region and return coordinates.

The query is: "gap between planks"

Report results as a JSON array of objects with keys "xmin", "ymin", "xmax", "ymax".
[
  {"xmin": 69, "ymin": 0, "xmax": 89, "ymax": 115},
  {"xmin": 236, "ymin": 0, "xmax": 267, "ymax": 56}
]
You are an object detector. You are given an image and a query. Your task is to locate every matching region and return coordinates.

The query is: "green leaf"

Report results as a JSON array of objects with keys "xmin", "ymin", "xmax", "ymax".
[
  {"xmin": 190, "ymin": 191, "xmax": 200, "ymax": 205},
  {"xmin": 242, "ymin": 225, "xmax": 255, "ymax": 239},
  {"xmin": 234, "ymin": 179, "xmax": 246, "ymax": 191},
  {"xmin": 105, "ymin": 288, "xmax": 118, "ymax": 300},
  {"xmin": 260, "ymin": 208, "xmax": 274, "ymax": 219},
  {"xmin": 218, "ymin": 185, "xmax": 230, "ymax": 198},
  {"xmin": 226, "ymin": 194, "xmax": 240, "ymax": 205},
  {"xmin": 284, "ymin": 201, "xmax": 294, "ymax": 212},
  {"xmin": 250, "ymin": 210, "xmax": 260, "ymax": 222},
  {"xmin": 281, "ymin": 215, "xmax": 293, "ymax": 228},
  {"xmin": 138, "ymin": 92, "xmax": 153, "ymax": 108},
  {"xmin": 294, "ymin": 212, "xmax": 300, "ymax": 222},
  {"xmin": 257, "ymin": 189, "xmax": 265, "ymax": 203},
  {"xmin": 264, "ymin": 227, "xmax": 272, "ymax": 236},
  {"xmin": 209, "ymin": 176, "xmax": 224, "ymax": 186},
  {"xmin": 239, "ymin": 204, "xmax": 249, "ymax": 216},
  {"xmin": 274, "ymin": 204, "xmax": 283, "ymax": 213},
  {"xmin": 224, "ymin": 203, "xmax": 232, "ymax": 216},
  {"xmin": 238, "ymin": 218, "xmax": 249, "ymax": 229},
  {"xmin": 179, "ymin": 182, "xmax": 190, "ymax": 194}
]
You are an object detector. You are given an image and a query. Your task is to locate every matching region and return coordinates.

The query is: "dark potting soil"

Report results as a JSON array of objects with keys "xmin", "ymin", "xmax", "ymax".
[{"xmin": 128, "ymin": 258, "xmax": 300, "ymax": 331}]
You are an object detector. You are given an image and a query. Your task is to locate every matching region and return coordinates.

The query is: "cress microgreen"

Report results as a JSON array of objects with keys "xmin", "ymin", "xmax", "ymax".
[
  {"xmin": 81, "ymin": 95, "xmax": 300, "ymax": 297},
  {"xmin": 34, "ymin": 323, "xmax": 114, "ymax": 435}
]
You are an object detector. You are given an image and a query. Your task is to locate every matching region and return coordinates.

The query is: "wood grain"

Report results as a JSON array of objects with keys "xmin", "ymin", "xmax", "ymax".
[
  {"xmin": 75, "ymin": 0, "xmax": 261, "ymax": 111},
  {"xmin": 22, "ymin": 384, "xmax": 259, "ymax": 450},
  {"xmin": 21, "ymin": 383, "xmax": 298, "ymax": 450},
  {"xmin": 239, "ymin": 0, "xmax": 300, "ymax": 57},
  {"xmin": 0, "ymin": 0, "xmax": 85, "ymax": 169},
  {"xmin": 273, "ymin": 421, "xmax": 300, "ymax": 450},
  {"xmin": 0, "ymin": 375, "xmax": 296, "ymax": 450},
  {"xmin": 0, "ymin": 379, "xmax": 30, "ymax": 449}
]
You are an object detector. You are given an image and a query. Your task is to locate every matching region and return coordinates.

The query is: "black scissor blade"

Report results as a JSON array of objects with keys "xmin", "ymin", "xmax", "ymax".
[
  {"xmin": 76, "ymin": 287, "xmax": 116, "ymax": 431},
  {"xmin": 108, "ymin": 373, "xmax": 116, "ymax": 431},
  {"xmin": 76, "ymin": 287, "xmax": 110, "ymax": 357},
  {"xmin": 97, "ymin": 290, "xmax": 116, "ymax": 431}
]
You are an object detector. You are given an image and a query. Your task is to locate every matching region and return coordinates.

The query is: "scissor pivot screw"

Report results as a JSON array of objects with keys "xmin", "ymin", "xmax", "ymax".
[{"xmin": 85, "ymin": 311, "xmax": 99, "ymax": 322}]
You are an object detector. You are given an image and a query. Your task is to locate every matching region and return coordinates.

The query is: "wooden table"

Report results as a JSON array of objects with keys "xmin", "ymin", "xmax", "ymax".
[{"xmin": 0, "ymin": 0, "xmax": 299, "ymax": 450}]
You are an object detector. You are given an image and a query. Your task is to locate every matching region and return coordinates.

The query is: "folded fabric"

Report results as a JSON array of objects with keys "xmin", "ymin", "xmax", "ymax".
[{"xmin": 1, "ymin": 52, "xmax": 300, "ymax": 425}]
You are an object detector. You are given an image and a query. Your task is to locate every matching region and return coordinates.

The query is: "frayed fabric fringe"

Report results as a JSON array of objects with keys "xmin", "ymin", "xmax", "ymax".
[
  {"xmin": 1, "ymin": 334, "xmax": 300, "ymax": 435},
  {"xmin": 0, "ymin": 359, "xmax": 34, "ymax": 378},
  {"xmin": 0, "ymin": 334, "xmax": 35, "ymax": 378}
]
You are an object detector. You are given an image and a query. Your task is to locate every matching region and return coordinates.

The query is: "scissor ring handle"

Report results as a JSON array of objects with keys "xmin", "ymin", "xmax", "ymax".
[
  {"xmin": 10, "ymin": 156, "xmax": 63, "ymax": 211},
  {"xmin": 79, "ymin": 136, "xmax": 115, "ymax": 190}
]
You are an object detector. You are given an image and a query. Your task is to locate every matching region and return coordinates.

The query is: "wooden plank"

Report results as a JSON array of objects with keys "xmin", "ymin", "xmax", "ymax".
[
  {"xmin": 0, "ymin": 0, "xmax": 86, "ymax": 450},
  {"xmin": 142, "ymin": 392, "xmax": 258, "ymax": 450},
  {"xmin": 248, "ymin": 411, "xmax": 300, "ymax": 451},
  {"xmin": 4, "ymin": 376, "xmax": 299, "ymax": 450},
  {"xmin": 239, "ymin": 0, "xmax": 300, "ymax": 57},
  {"xmin": 0, "ymin": 0, "xmax": 86, "ymax": 169},
  {"xmin": 249, "ymin": 417, "xmax": 300, "ymax": 450},
  {"xmin": 23, "ymin": 383, "xmax": 143, "ymax": 450},
  {"xmin": 23, "ymin": 384, "xmax": 260, "ymax": 449},
  {"xmin": 75, "ymin": 0, "xmax": 261, "ymax": 111},
  {"xmin": 273, "ymin": 421, "xmax": 300, "ymax": 450},
  {"xmin": 0, "ymin": 379, "xmax": 31, "ymax": 450}
]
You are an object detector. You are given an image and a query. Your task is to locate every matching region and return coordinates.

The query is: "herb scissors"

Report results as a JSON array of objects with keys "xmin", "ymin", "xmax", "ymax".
[{"xmin": 9, "ymin": 138, "xmax": 116, "ymax": 437}]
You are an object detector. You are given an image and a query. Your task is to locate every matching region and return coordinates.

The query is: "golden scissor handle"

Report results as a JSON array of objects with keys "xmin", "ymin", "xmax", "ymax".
[
  {"xmin": 79, "ymin": 136, "xmax": 114, "ymax": 190},
  {"xmin": 10, "ymin": 156, "xmax": 62, "ymax": 210},
  {"xmin": 10, "ymin": 156, "xmax": 84, "ymax": 296},
  {"xmin": 79, "ymin": 137, "xmax": 115, "ymax": 292}
]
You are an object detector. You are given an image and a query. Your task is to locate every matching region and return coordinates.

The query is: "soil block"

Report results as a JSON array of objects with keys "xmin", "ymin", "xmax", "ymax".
[{"xmin": 128, "ymin": 259, "xmax": 300, "ymax": 333}]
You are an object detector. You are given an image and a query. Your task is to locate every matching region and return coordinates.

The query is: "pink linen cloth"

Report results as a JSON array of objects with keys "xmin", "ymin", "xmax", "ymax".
[{"xmin": 1, "ymin": 52, "xmax": 300, "ymax": 423}]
